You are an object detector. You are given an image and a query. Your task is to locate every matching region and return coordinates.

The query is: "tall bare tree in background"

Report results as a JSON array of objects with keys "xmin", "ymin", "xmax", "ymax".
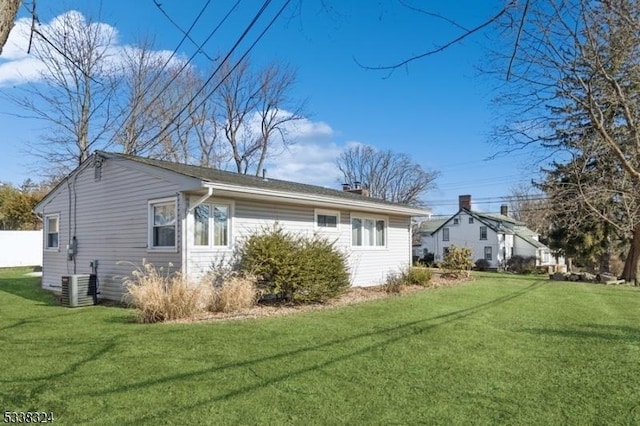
[
  {"xmin": 6, "ymin": 11, "xmax": 118, "ymax": 176},
  {"xmin": 492, "ymin": 0, "xmax": 640, "ymax": 282},
  {"xmin": 215, "ymin": 57, "xmax": 304, "ymax": 175},
  {"xmin": 0, "ymin": 0, "xmax": 20, "ymax": 56},
  {"xmin": 506, "ymin": 183, "xmax": 550, "ymax": 234},
  {"xmin": 337, "ymin": 144, "xmax": 438, "ymax": 206},
  {"xmin": 113, "ymin": 38, "xmax": 171, "ymax": 156}
]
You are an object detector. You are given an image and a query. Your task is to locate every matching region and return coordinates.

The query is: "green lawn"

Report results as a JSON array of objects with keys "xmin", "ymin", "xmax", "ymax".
[{"xmin": 2, "ymin": 268, "xmax": 640, "ymax": 425}]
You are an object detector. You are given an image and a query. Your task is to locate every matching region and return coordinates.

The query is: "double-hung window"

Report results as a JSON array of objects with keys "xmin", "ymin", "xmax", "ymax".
[
  {"xmin": 44, "ymin": 214, "xmax": 59, "ymax": 250},
  {"xmin": 149, "ymin": 198, "xmax": 177, "ymax": 250},
  {"xmin": 193, "ymin": 203, "xmax": 231, "ymax": 248},
  {"xmin": 443, "ymin": 228, "xmax": 450, "ymax": 241},
  {"xmin": 480, "ymin": 226, "xmax": 487, "ymax": 240},
  {"xmin": 484, "ymin": 246, "xmax": 492, "ymax": 261},
  {"xmin": 352, "ymin": 216, "xmax": 386, "ymax": 247}
]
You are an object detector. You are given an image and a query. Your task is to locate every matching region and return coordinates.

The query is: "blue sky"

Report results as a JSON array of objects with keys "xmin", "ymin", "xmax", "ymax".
[{"xmin": 0, "ymin": 0, "xmax": 544, "ymax": 215}]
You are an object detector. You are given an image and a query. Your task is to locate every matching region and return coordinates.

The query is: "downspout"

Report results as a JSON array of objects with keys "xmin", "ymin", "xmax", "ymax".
[
  {"xmin": 188, "ymin": 187, "xmax": 214, "ymax": 213},
  {"xmin": 184, "ymin": 186, "xmax": 213, "ymax": 282}
]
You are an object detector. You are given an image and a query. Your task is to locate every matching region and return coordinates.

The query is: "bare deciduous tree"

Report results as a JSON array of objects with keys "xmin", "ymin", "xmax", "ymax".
[
  {"xmin": 505, "ymin": 183, "xmax": 550, "ymax": 234},
  {"xmin": 113, "ymin": 38, "xmax": 170, "ymax": 155},
  {"xmin": 493, "ymin": 0, "xmax": 640, "ymax": 282},
  {"xmin": 0, "ymin": 0, "xmax": 20, "ymax": 56},
  {"xmin": 215, "ymin": 57, "xmax": 304, "ymax": 175},
  {"xmin": 336, "ymin": 144, "xmax": 439, "ymax": 206},
  {"xmin": 7, "ymin": 11, "xmax": 118, "ymax": 176}
]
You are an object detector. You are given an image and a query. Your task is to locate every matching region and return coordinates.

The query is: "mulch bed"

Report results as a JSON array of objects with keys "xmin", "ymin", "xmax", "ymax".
[{"xmin": 172, "ymin": 273, "xmax": 472, "ymax": 324}]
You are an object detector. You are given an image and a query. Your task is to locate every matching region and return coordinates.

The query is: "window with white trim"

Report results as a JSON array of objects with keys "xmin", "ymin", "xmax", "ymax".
[
  {"xmin": 480, "ymin": 226, "xmax": 487, "ymax": 240},
  {"xmin": 484, "ymin": 246, "xmax": 492, "ymax": 261},
  {"xmin": 44, "ymin": 214, "xmax": 59, "ymax": 249},
  {"xmin": 351, "ymin": 216, "xmax": 386, "ymax": 247},
  {"xmin": 149, "ymin": 198, "xmax": 177, "ymax": 249},
  {"xmin": 315, "ymin": 209, "xmax": 339, "ymax": 230},
  {"xmin": 443, "ymin": 228, "xmax": 450, "ymax": 241},
  {"xmin": 469, "ymin": 217, "xmax": 474, "ymax": 224},
  {"xmin": 193, "ymin": 203, "xmax": 231, "ymax": 247}
]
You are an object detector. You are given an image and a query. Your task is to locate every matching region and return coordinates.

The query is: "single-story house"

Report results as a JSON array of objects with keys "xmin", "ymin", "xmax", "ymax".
[
  {"xmin": 414, "ymin": 195, "xmax": 564, "ymax": 269},
  {"xmin": 34, "ymin": 151, "xmax": 430, "ymax": 301}
]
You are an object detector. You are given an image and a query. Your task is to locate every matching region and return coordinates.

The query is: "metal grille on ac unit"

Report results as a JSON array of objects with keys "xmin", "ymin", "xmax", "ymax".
[{"xmin": 61, "ymin": 274, "xmax": 97, "ymax": 307}]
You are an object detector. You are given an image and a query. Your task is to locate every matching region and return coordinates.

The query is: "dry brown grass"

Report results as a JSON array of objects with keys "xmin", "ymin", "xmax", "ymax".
[
  {"xmin": 123, "ymin": 261, "xmax": 202, "ymax": 323},
  {"xmin": 172, "ymin": 271, "xmax": 471, "ymax": 324},
  {"xmin": 123, "ymin": 263, "xmax": 469, "ymax": 324},
  {"xmin": 205, "ymin": 275, "xmax": 258, "ymax": 313}
]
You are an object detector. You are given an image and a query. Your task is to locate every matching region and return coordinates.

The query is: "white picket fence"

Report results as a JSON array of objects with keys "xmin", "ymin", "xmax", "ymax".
[{"xmin": 0, "ymin": 230, "xmax": 43, "ymax": 267}]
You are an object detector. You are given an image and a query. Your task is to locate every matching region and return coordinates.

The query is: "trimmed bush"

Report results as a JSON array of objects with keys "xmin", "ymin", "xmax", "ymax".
[
  {"xmin": 239, "ymin": 225, "xmax": 350, "ymax": 303},
  {"xmin": 474, "ymin": 258, "xmax": 491, "ymax": 271},
  {"xmin": 441, "ymin": 245, "xmax": 473, "ymax": 278},
  {"xmin": 507, "ymin": 255, "xmax": 537, "ymax": 274},
  {"xmin": 403, "ymin": 267, "xmax": 432, "ymax": 286},
  {"xmin": 123, "ymin": 261, "xmax": 202, "ymax": 323}
]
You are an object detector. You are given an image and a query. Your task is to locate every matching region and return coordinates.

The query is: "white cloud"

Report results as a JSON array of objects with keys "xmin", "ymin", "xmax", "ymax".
[
  {"xmin": 262, "ymin": 119, "xmax": 362, "ymax": 188},
  {"xmin": 0, "ymin": 11, "xmax": 178, "ymax": 87}
]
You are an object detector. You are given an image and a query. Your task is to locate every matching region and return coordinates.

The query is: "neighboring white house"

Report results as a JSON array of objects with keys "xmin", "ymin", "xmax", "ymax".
[
  {"xmin": 414, "ymin": 195, "xmax": 563, "ymax": 269},
  {"xmin": 34, "ymin": 151, "xmax": 429, "ymax": 301}
]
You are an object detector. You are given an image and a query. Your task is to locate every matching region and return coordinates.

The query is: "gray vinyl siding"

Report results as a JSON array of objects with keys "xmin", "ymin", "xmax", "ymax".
[
  {"xmin": 345, "ymin": 214, "xmax": 412, "ymax": 286},
  {"xmin": 39, "ymin": 160, "xmax": 185, "ymax": 301},
  {"xmin": 185, "ymin": 195, "xmax": 412, "ymax": 287}
]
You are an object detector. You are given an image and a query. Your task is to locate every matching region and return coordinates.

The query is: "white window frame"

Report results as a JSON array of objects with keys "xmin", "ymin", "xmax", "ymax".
[
  {"xmin": 453, "ymin": 217, "xmax": 459, "ymax": 225},
  {"xmin": 442, "ymin": 227, "xmax": 450, "ymax": 241},
  {"xmin": 44, "ymin": 213, "xmax": 60, "ymax": 251},
  {"xmin": 192, "ymin": 200, "xmax": 233, "ymax": 250},
  {"xmin": 484, "ymin": 246, "xmax": 493, "ymax": 261},
  {"xmin": 148, "ymin": 197, "xmax": 178, "ymax": 252},
  {"xmin": 314, "ymin": 209, "xmax": 340, "ymax": 232},
  {"xmin": 351, "ymin": 214, "xmax": 387, "ymax": 249},
  {"xmin": 480, "ymin": 226, "xmax": 488, "ymax": 240}
]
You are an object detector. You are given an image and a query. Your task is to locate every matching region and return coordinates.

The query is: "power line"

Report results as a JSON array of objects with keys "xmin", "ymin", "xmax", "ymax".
[
  {"xmin": 107, "ymin": 0, "xmax": 242, "ymax": 150},
  {"xmin": 153, "ymin": 0, "xmax": 215, "ymax": 62},
  {"xmin": 139, "ymin": 0, "xmax": 291, "ymax": 152}
]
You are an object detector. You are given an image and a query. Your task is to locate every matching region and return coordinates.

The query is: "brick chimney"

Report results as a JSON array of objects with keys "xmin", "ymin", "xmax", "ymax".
[
  {"xmin": 500, "ymin": 204, "xmax": 509, "ymax": 216},
  {"xmin": 343, "ymin": 181, "xmax": 369, "ymax": 196},
  {"xmin": 459, "ymin": 194, "xmax": 471, "ymax": 210}
]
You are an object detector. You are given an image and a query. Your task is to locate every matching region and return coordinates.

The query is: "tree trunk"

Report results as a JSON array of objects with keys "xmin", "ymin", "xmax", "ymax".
[{"xmin": 622, "ymin": 225, "xmax": 640, "ymax": 285}]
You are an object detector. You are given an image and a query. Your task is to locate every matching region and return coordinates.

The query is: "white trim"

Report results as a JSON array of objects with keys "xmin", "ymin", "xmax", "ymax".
[
  {"xmin": 350, "ymin": 214, "xmax": 388, "ymax": 250},
  {"xmin": 148, "ymin": 197, "xmax": 178, "ymax": 252},
  {"xmin": 314, "ymin": 208, "xmax": 340, "ymax": 232},
  {"xmin": 44, "ymin": 213, "xmax": 60, "ymax": 251},
  {"xmin": 202, "ymin": 182, "xmax": 428, "ymax": 217}
]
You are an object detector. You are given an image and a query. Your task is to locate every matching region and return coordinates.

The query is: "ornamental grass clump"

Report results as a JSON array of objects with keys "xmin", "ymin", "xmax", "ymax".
[
  {"xmin": 123, "ymin": 261, "xmax": 202, "ymax": 323},
  {"xmin": 205, "ymin": 274, "xmax": 258, "ymax": 313}
]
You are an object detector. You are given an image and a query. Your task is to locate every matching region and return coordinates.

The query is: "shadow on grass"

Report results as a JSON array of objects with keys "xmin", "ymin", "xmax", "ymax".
[
  {"xmin": 519, "ymin": 323, "xmax": 640, "ymax": 343},
  {"xmin": 86, "ymin": 280, "xmax": 547, "ymax": 424},
  {"xmin": 0, "ymin": 338, "xmax": 120, "ymax": 408},
  {"xmin": 0, "ymin": 275, "xmax": 57, "ymax": 305}
]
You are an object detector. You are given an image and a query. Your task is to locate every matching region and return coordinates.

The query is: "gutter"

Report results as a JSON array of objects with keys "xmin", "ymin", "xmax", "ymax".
[{"xmin": 200, "ymin": 182, "xmax": 429, "ymax": 216}]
